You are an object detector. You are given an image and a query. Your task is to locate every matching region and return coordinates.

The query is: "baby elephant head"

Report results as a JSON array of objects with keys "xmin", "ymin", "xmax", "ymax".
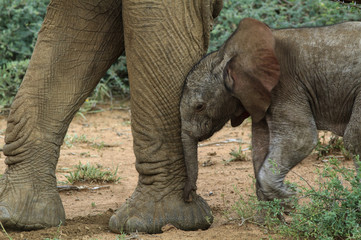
[{"xmin": 180, "ymin": 18, "xmax": 280, "ymax": 202}]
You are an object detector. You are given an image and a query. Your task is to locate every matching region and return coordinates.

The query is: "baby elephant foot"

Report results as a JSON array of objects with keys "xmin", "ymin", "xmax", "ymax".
[
  {"xmin": 258, "ymin": 181, "xmax": 296, "ymax": 201},
  {"xmin": 257, "ymin": 170, "xmax": 296, "ymax": 201},
  {"xmin": 0, "ymin": 174, "xmax": 65, "ymax": 230},
  {"xmin": 109, "ymin": 189, "xmax": 213, "ymax": 233},
  {"xmin": 254, "ymin": 182, "xmax": 296, "ymax": 225}
]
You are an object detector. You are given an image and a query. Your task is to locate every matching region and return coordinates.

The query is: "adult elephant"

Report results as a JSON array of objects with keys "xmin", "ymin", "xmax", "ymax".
[{"xmin": 0, "ymin": 0, "xmax": 222, "ymax": 234}]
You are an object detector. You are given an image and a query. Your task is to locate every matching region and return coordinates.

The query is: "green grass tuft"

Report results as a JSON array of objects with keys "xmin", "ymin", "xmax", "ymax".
[
  {"xmin": 223, "ymin": 145, "xmax": 250, "ymax": 165},
  {"xmin": 65, "ymin": 162, "xmax": 121, "ymax": 184}
]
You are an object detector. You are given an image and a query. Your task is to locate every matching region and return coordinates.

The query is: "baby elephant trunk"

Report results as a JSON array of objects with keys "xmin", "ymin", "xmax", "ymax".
[{"xmin": 182, "ymin": 131, "xmax": 199, "ymax": 202}]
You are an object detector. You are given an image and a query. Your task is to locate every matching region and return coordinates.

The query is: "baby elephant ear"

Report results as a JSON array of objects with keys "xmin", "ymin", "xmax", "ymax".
[{"xmin": 222, "ymin": 18, "xmax": 280, "ymax": 123}]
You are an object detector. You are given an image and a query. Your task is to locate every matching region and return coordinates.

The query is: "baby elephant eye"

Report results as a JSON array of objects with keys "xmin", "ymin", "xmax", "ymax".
[{"xmin": 195, "ymin": 103, "xmax": 205, "ymax": 112}]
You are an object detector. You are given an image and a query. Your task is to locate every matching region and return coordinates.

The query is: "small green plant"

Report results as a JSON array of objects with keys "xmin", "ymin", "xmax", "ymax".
[
  {"xmin": 268, "ymin": 158, "xmax": 281, "ymax": 175},
  {"xmin": 224, "ymin": 145, "xmax": 249, "ymax": 164},
  {"xmin": 37, "ymin": 226, "xmax": 62, "ymax": 239},
  {"xmin": 0, "ymin": 221, "xmax": 13, "ymax": 240},
  {"xmin": 230, "ymin": 157, "xmax": 361, "ymax": 239},
  {"xmin": 63, "ymin": 133, "xmax": 88, "ymax": 147},
  {"xmin": 80, "ymin": 152, "xmax": 91, "ymax": 157},
  {"xmin": 78, "ymin": 99, "xmax": 103, "ymax": 117},
  {"xmin": 91, "ymin": 202, "xmax": 96, "ymax": 208},
  {"xmin": 65, "ymin": 162, "xmax": 121, "ymax": 184},
  {"xmin": 256, "ymin": 198, "xmax": 286, "ymax": 232},
  {"xmin": 115, "ymin": 232, "xmax": 127, "ymax": 240},
  {"xmin": 43, "ymin": 220, "xmax": 63, "ymax": 240},
  {"xmin": 315, "ymin": 133, "xmax": 351, "ymax": 160},
  {"xmin": 90, "ymin": 141, "xmax": 105, "ymax": 150},
  {"xmin": 63, "ymin": 134, "xmax": 105, "ymax": 150},
  {"xmin": 229, "ymin": 187, "xmax": 259, "ymax": 226},
  {"xmin": 96, "ymin": 56, "xmax": 129, "ymax": 101},
  {"xmin": 204, "ymin": 215, "xmax": 212, "ymax": 225}
]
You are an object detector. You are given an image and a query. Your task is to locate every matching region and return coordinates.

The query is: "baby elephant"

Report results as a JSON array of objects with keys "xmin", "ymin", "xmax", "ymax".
[{"xmin": 180, "ymin": 18, "xmax": 361, "ymax": 202}]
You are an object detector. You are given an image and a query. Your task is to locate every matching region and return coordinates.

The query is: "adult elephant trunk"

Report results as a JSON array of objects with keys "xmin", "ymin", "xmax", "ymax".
[
  {"xmin": 182, "ymin": 132, "xmax": 199, "ymax": 202},
  {"xmin": 109, "ymin": 0, "xmax": 222, "ymax": 233}
]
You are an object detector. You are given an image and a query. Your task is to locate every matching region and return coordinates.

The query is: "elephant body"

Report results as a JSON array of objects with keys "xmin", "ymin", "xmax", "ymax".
[
  {"xmin": 273, "ymin": 23, "xmax": 360, "ymax": 136},
  {"xmin": 0, "ymin": 0, "xmax": 223, "ymax": 233},
  {"xmin": 257, "ymin": 22, "xmax": 361, "ymax": 200},
  {"xmin": 180, "ymin": 18, "xmax": 361, "ymax": 201}
]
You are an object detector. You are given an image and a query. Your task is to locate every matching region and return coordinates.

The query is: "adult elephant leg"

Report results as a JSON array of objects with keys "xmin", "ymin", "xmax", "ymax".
[
  {"xmin": 0, "ymin": 0, "xmax": 123, "ymax": 230},
  {"xmin": 109, "ymin": 0, "xmax": 222, "ymax": 234}
]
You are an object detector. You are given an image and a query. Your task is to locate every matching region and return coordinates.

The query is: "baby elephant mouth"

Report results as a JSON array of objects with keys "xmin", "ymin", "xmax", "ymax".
[
  {"xmin": 198, "ymin": 117, "xmax": 231, "ymax": 142},
  {"xmin": 182, "ymin": 125, "xmax": 214, "ymax": 142},
  {"xmin": 198, "ymin": 132, "xmax": 214, "ymax": 142}
]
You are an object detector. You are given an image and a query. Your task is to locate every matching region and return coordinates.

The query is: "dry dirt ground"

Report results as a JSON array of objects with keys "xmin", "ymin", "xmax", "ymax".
[{"xmin": 0, "ymin": 103, "xmax": 354, "ymax": 240}]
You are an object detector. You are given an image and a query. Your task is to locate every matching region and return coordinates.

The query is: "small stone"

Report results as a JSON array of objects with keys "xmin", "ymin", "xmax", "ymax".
[
  {"xmin": 207, "ymin": 152, "xmax": 217, "ymax": 156},
  {"xmin": 202, "ymin": 159, "xmax": 214, "ymax": 167}
]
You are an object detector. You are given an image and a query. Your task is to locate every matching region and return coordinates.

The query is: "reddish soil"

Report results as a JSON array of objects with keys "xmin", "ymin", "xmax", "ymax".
[{"xmin": 0, "ymin": 102, "xmax": 354, "ymax": 240}]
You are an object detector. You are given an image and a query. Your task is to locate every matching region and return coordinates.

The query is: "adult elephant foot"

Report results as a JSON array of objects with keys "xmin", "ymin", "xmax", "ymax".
[
  {"xmin": 109, "ymin": 190, "xmax": 212, "ymax": 233},
  {"xmin": 0, "ymin": 169, "xmax": 65, "ymax": 230},
  {"xmin": 0, "ymin": 148, "xmax": 65, "ymax": 230}
]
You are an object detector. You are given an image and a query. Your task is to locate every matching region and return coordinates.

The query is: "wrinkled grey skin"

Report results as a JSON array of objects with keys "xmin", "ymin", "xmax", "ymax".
[{"xmin": 180, "ymin": 18, "xmax": 361, "ymax": 202}]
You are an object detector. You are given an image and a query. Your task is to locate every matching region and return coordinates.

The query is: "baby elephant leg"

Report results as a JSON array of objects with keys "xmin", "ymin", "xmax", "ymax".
[
  {"xmin": 343, "ymin": 95, "xmax": 361, "ymax": 169},
  {"xmin": 252, "ymin": 119, "xmax": 270, "ymax": 201},
  {"xmin": 257, "ymin": 106, "xmax": 318, "ymax": 200}
]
